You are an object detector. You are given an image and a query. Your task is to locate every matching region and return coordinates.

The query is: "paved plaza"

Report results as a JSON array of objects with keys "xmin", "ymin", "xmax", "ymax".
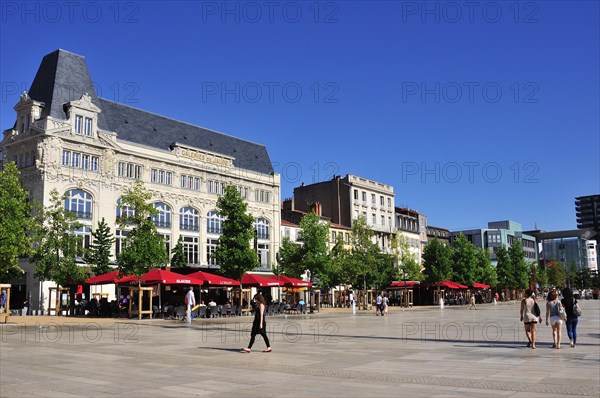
[{"xmin": 1, "ymin": 301, "xmax": 599, "ymax": 397}]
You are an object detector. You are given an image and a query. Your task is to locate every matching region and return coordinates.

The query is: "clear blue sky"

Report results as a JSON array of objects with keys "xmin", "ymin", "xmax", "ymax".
[{"xmin": 1, "ymin": 1, "xmax": 598, "ymax": 231}]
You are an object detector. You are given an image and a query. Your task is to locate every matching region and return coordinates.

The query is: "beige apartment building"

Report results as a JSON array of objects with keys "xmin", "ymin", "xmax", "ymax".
[{"xmin": 1, "ymin": 50, "xmax": 280, "ymax": 312}]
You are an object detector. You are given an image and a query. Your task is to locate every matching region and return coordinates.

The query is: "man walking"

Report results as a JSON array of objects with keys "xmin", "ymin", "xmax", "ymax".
[
  {"xmin": 376, "ymin": 292, "xmax": 383, "ymax": 316},
  {"xmin": 185, "ymin": 287, "xmax": 196, "ymax": 323}
]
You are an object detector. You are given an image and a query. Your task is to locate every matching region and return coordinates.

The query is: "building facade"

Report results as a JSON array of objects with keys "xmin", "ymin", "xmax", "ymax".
[
  {"xmin": 395, "ymin": 207, "xmax": 422, "ymax": 264},
  {"xmin": 526, "ymin": 230, "xmax": 598, "ymax": 273},
  {"xmin": 293, "ymin": 174, "xmax": 395, "ymax": 251},
  {"xmin": 1, "ymin": 50, "xmax": 281, "ymax": 311},
  {"xmin": 450, "ymin": 221, "xmax": 537, "ymax": 264}
]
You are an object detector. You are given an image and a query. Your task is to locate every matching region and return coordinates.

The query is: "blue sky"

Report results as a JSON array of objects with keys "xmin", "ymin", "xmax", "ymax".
[{"xmin": 1, "ymin": 1, "xmax": 598, "ymax": 231}]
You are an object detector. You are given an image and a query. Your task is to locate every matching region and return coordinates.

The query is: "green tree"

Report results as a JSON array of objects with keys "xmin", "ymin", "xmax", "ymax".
[
  {"xmin": 565, "ymin": 262, "xmax": 578, "ymax": 288},
  {"xmin": 509, "ymin": 241, "xmax": 529, "ymax": 289},
  {"xmin": 537, "ymin": 262, "xmax": 548, "ymax": 288},
  {"xmin": 213, "ymin": 185, "xmax": 259, "ymax": 282},
  {"xmin": 348, "ymin": 216, "xmax": 384, "ymax": 305},
  {"xmin": 278, "ymin": 237, "xmax": 303, "ymax": 278},
  {"xmin": 547, "ymin": 260, "xmax": 566, "ymax": 287},
  {"xmin": 392, "ymin": 232, "xmax": 423, "ymax": 282},
  {"xmin": 32, "ymin": 189, "xmax": 89, "ymax": 300},
  {"xmin": 574, "ymin": 268, "xmax": 593, "ymax": 289},
  {"xmin": 422, "ymin": 238, "xmax": 453, "ymax": 285},
  {"xmin": 324, "ymin": 235, "xmax": 351, "ymax": 290},
  {"xmin": 170, "ymin": 236, "xmax": 187, "ymax": 268},
  {"xmin": 475, "ymin": 248, "xmax": 497, "ymax": 287},
  {"xmin": 0, "ymin": 162, "xmax": 34, "ymax": 281},
  {"xmin": 528, "ymin": 261, "xmax": 539, "ymax": 290},
  {"xmin": 451, "ymin": 234, "xmax": 478, "ymax": 286},
  {"xmin": 117, "ymin": 181, "xmax": 167, "ymax": 281},
  {"xmin": 84, "ymin": 218, "xmax": 115, "ymax": 276},
  {"xmin": 297, "ymin": 212, "xmax": 330, "ymax": 311},
  {"xmin": 495, "ymin": 246, "xmax": 514, "ymax": 289}
]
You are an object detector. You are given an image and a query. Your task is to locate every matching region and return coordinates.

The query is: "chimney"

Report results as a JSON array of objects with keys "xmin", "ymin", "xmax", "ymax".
[{"xmin": 282, "ymin": 198, "xmax": 294, "ymax": 211}]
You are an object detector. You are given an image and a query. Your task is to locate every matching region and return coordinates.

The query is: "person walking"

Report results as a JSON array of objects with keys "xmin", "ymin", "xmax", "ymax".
[
  {"xmin": 382, "ymin": 293, "xmax": 389, "ymax": 316},
  {"xmin": 561, "ymin": 287, "xmax": 579, "ymax": 348},
  {"xmin": 185, "ymin": 287, "xmax": 196, "ymax": 324},
  {"xmin": 520, "ymin": 289, "xmax": 541, "ymax": 349},
  {"xmin": 469, "ymin": 293, "xmax": 477, "ymax": 310},
  {"xmin": 546, "ymin": 290, "xmax": 563, "ymax": 349},
  {"xmin": 241, "ymin": 294, "xmax": 271, "ymax": 353},
  {"xmin": 376, "ymin": 292, "xmax": 383, "ymax": 316}
]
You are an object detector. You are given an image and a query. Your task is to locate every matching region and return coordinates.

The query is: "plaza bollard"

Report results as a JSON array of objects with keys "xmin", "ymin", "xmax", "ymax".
[
  {"xmin": 439, "ymin": 297, "xmax": 444, "ymax": 309},
  {"xmin": 352, "ymin": 301, "xmax": 356, "ymax": 315}
]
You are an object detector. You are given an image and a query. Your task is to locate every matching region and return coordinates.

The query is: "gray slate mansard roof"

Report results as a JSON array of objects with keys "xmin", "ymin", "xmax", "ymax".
[{"xmin": 26, "ymin": 49, "xmax": 274, "ymax": 175}]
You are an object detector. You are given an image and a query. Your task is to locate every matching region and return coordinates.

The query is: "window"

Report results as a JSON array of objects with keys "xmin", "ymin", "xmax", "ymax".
[
  {"xmin": 183, "ymin": 236, "xmax": 199, "ymax": 265},
  {"xmin": 180, "ymin": 207, "xmax": 199, "ymax": 231},
  {"xmin": 284, "ymin": 228, "xmax": 291, "ymax": 238},
  {"xmin": 207, "ymin": 238, "xmax": 219, "ymax": 265},
  {"xmin": 161, "ymin": 234, "xmax": 171, "ymax": 256},
  {"xmin": 354, "ymin": 210, "xmax": 359, "ymax": 219},
  {"xmin": 207, "ymin": 211, "xmax": 223, "ymax": 234},
  {"xmin": 152, "ymin": 203, "xmax": 171, "ymax": 228},
  {"xmin": 72, "ymin": 152, "xmax": 80, "ymax": 168},
  {"xmin": 115, "ymin": 229, "xmax": 129, "ymax": 257},
  {"xmin": 380, "ymin": 196, "xmax": 384, "ymax": 206},
  {"xmin": 74, "ymin": 115, "xmax": 83, "ymax": 134},
  {"xmin": 208, "ymin": 180, "xmax": 225, "ymax": 195},
  {"xmin": 64, "ymin": 189, "xmax": 92, "ymax": 219},
  {"xmin": 381, "ymin": 215, "xmax": 385, "ymax": 226},
  {"xmin": 151, "ymin": 168, "xmax": 172, "ymax": 185},
  {"xmin": 372, "ymin": 214, "xmax": 376, "ymax": 224},
  {"xmin": 90, "ymin": 156, "xmax": 99, "ymax": 171},
  {"xmin": 82, "ymin": 154, "xmax": 89, "ymax": 170},
  {"xmin": 354, "ymin": 189, "xmax": 358, "ymax": 200},
  {"xmin": 345, "ymin": 233, "xmax": 350, "ymax": 244},
  {"xmin": 388, "ymin": 198, "xmax": 391, "ymax": 207},
  {"xmin": 84, "ymin": 117, "xmax": 93, "ymax": 136},
  {"xmin": 371, "ymin": 194, "xmax": 376, "ymax": 205},
  {"xmin": 62, "ymin": 151, "xmax": 71, "ymax": 166},
  {"xmin": 255, "ymin": 218, "xmax": 270, "ymax": 239},
  {"xmin": 258, "ymin": 243, "xmax": 270, "ymax": 267},
  {"xmin": 181, "ymin": 175, "xmax": 200, "ymax": 190},
  {"xmin": 388, "ymin": 217, "xmax": 392, "ymax": 228},
  {"xmin": 74, "ymin": 226, "xmax": 92, "ymax": 256},
  {"xmin": 237, "ymin": 186, "xmax": 249, "ymax": 199},
  {"xmin": 332, "ymin": 231, "xmax": 337, "ymax": 242},
  {"xmin": 362, "ymin": 191, "xmax": 367, "ymax": 202},
  {"xmin": 116, "ymin": 198, "xmax": 135, "ymax": 220},
  {"xmin": 118, "ymin": 162, "xmax": 142, "ymax": 179},
  {"xmin": 255, "ymin": 189, "xmax": 270, "ymax": 203}
]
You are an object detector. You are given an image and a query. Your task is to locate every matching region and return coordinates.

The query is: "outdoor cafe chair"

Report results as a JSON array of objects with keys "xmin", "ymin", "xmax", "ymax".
[
  {"xmin": 198, "ymin": 307, "xmax": 207, "ymax": 318},
  {"xmin": 267, "ymin": 303, "xmax": 274, "ymax": 315}
]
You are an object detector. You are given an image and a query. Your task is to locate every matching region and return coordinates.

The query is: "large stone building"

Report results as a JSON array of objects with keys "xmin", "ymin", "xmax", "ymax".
[{"xmin": 1, "ymin": 49, "xmax": 281, "ymax": 311}]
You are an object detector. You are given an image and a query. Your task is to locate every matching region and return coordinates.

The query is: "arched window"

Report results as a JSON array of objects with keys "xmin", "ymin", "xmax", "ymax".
[
  {"xmin": 255, "ymin": 218, "xmax": 270, "ymax": 239},
  {"xmin": 116, "ymin": 198, "xmax": 135, "ymax": 220},
  {"xmin": 180, "ymin": 207, "xmax": 199, "ymax": 231},
  {"xmin": 64, "ymin": 189, "xmax": 92, "ymax": 219},
  {"xmin": 153, "ymin": 203, "xmax": 171, "ymax": 228},
  {"xmin": 207, "ymin": 211, "xmax": 223, "ymax": 234}
]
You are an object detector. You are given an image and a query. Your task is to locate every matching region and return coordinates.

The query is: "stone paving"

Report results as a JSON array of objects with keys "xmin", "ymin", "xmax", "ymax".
[{"xmin": 1, "ymin": 301, "xmax": 599, "ymax": 397}]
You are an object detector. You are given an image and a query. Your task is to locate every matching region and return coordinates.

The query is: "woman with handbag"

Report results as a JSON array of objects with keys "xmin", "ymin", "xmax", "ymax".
[
  {"xmin": 520, "ymin": 289, "xmax": 541, "ymax": 349},
  {"xmin": 545, "ymin": 290, "xmax": 564, "ymax": 349},
  {"xmin": 561, "ymin": 287, "xmax": 580, "ymax": 348}
]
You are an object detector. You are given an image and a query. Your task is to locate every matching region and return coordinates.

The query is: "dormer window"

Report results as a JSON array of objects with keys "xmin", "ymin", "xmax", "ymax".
[
  {"xmin": 84, "ymin": 117, "xmax": 92, "ymax": 136},
  {"xmin": 75, "ymin": 115, "xmax": 83, "ymax": 134}
]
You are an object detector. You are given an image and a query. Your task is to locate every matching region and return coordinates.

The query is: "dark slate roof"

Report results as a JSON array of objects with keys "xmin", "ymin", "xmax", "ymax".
[
  {"xmin": 26, "ymin": 49, "xmax": 274, "ymax": 175},
  {"xmin": 28, "ymin": 49, "xmax": 96, "ymax": 120}
]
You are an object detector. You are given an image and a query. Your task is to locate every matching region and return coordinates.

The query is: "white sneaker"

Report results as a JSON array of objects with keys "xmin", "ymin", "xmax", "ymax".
[{"xmin": 570, "ymin": 340, "xmax": 574, "ymax": 348}]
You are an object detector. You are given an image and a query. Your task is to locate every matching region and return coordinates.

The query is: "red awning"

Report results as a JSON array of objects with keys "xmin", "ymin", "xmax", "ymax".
[
  {"xmin": 241, "ymin": 274, "xmax": 282, "ymax": 287},
  {"xmin": 472, "ymin": 282, "xmax": 490, "ymax": 289},
  {"xmin": 439, "ymin": 281, "xmax": 461, "ymax": 289},
  {"xmin": 279, "ymin": 276, "xmax": 312, "ymax": 287},
  {"xmin": 187, "ymin": 271, "xmax": 240, "ymax": 286},
  {"xmin": 87, "ymin": 270, "xmax": 123, "ymax": 285},
  {"xmin": 454, "ymin": 282, "xmax": 468, "ymax": 289},
  {"xmin": 140, "ymin": 269, "xmax": 203, "ymax": 285},
  {"xmin": 390, "ymin": 281, "xmax": 420, "ymax": 288}
]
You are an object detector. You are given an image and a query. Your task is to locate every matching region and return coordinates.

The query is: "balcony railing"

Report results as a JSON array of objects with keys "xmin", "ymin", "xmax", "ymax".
[
  {"xmin": 180, "ymin": 223, "xmax": 199, "ymax": 231},
  {"xmin": 69, "ymin": 210, "xmax": 92, "ymax": 220},
  {"xmin": 154, "ymin": 220, "xmax": 171, "ymax": 228}
]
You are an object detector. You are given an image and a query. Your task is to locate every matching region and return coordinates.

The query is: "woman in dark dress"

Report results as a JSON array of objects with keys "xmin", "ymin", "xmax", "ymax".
[{"xmin": 241, "ymin": 294, "xmax": 271, "ymax": 353}]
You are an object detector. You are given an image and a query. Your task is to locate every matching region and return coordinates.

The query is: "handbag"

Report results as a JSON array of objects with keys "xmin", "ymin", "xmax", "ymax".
[
  {"xmin": 533, "ymin": 302, "xmax": 541, "ymax": 317},
  {"xmin": 557, "ymin": 302, "xmax": 567, "ymax": 321},
  {"xmin": 573, "ymin": 301, "xmax": 582, "ymax": 317}
]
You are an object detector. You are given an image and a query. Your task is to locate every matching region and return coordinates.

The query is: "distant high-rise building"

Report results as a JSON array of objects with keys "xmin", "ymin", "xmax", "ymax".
[{"xmin": 576, "ymin": 194, "xmax": 600, "ymax": 234}]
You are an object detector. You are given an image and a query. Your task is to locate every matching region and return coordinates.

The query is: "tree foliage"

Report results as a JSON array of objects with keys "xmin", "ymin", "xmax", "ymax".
[
  {"xmin": 84, "ymin": 217, "xmax": 115, "ymax": 276},
  {"xmin": 451, "ymin": 234, "xmax": 478, "ymax": 286},
  {"xmin": 495, "ymin": 245, "xmax": 514, "ymax": 289},
  {"xmin": 297, "ymin": 212, "xmax": 330, "ymax": 286},
  {"xmin": 392, "ymin": 232, "xmax": 423, "ymax": 282},
  {"xmin": 422, "ymin": 238, "xmax": 453, "ymax": 284},
  {"xmin": 31, "ymin": 189, "xmax": 89, "ymax": 287},
  {"xmin": 509, "ymin": 241, "xmax": 529, "ymax": 289},
  {"xmin": 213, "ymin": 185, "xmax": 259, "ymax": 281},
  {"xmin": 546, "ymin": 260, "xmax": 566, "ymax": 287},
  {"xmin": 117, "ymin": 181, "xmax": 167, "ymax": 279},
  {"xmin": 0, "ymin": 162, "xmax": 34, "ymax": 281},
  {"xmin": 475, "ymin": 248, "xmax": 497, "ymax": 287},
  {"xmin": 170, "ymin": 236, "xmax": 188, "ymax": 268},
  {"xmin": 347, "ymin": 216, "xmax": 389, "ymax": 292},
  {"xmin": 278, "ymin": 237, "xmax": 303, "ymax": 278}
]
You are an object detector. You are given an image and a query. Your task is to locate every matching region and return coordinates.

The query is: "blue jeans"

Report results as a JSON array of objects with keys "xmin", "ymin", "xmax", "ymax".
[{"xmin": 565, "ymin": 317, "xmax": 578, "ymax": 344}]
